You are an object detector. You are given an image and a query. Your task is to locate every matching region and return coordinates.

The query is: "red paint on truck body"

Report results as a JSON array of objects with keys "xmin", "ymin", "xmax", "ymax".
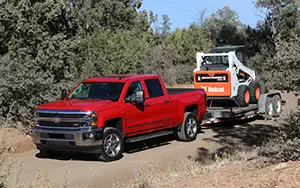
[{"xmin": 35, "ymin": 74, "xmax": 207, "ymax": 137}]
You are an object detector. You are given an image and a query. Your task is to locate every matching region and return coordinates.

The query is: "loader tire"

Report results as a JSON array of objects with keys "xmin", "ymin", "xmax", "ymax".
[
  {"xmin": 236, "ymin": 85, "xmax": 250, "ymax": 107},
  {"xmin": 249, "ymin": 81, "xmax": 261, "ymax": 104}
]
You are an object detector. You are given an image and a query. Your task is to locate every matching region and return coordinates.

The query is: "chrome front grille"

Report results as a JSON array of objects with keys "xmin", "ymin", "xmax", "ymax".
[
  {"xmin": 36, "ymin": 110, "xmax": 91, "ymax": 128},
  {"xmin": 38, "ymin": 113, "xmax": 86, "ymax": 119}
]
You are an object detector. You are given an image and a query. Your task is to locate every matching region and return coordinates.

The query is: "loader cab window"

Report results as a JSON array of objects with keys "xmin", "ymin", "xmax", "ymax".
[
  {"xmin": 236, "ymin": 51, "xmax": 247, "ymax": 66},
  {"xmin": 201, "ymin": 56, "xmax": 229, "ymax": 70}
]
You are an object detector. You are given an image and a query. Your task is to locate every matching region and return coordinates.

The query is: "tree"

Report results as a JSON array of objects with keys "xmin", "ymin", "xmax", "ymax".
[
  {"xmin": 261, "ymin": 33, "xmax": 300, "ymax": 92},
  {"xmin": 71, "ymin": 0, "xmax": 143, "ymax": 36},
  {"xmin": 82, "ymin": 29, "xmax": 153, "ymax": 77},
  {"xmin": 255, "ymin": 0, "xmax": 300, "ymax": 92},
  {"xmin": 0, "ymin": 0, "xmax": 145, "ymax": 127},
  {"xmin": 204, "ymin": 6, "xmax": 246, "ymax": 46},
  {"xmin": 256, "ymin": 0, "xmax": 300, "ymax": 38},
  {"xmin": 160, "ymin": 14, "xmax": 171, "ymax": 39}
]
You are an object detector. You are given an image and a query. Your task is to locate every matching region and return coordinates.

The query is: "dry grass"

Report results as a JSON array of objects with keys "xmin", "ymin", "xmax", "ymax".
[
  {"xmin": 0, "ymin": 126, "xmax": 67, "ymax": 188},
  {"xmin": 114, "ymin": 148, "xmax": 261, "ymax": 188},
  {"xmin": 0, "ymin": 134, "xmax": 14, "ymax": 188},
  {"xmin": 9, "ymin": 162, "xmax": 69, "ymax": 188}
]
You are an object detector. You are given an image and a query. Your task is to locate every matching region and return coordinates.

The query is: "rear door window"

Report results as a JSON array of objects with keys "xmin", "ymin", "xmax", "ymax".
[{"xmin": 145, "ymin": 79, "xmax": 164, "ymax": 98}]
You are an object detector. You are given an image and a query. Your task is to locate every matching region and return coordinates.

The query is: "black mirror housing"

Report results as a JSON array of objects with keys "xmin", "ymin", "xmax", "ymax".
[{"xmin": 61, "ymin": 89, "xmax": 67, "ymax": 100}]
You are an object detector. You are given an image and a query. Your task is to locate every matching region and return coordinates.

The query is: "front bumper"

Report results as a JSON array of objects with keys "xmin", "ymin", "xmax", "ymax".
[{"xmin": 32, "ymin": 126, "xmax": 103, "ymax": 153}]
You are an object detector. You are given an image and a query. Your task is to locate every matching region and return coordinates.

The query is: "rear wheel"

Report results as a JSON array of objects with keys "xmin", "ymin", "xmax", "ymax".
[
  {"xmin": 236, "ymin": 85, "xmax": 250, "ymax": 107},
  {"xmin": 249, "ymin": 81, "xmax": 261, "ymax": 104},
  {"xmin": 97, "ymin": 127, "xmax": 124, "ymax": 162},
  {"xmin": 176, "ymin": 112, "xmax": 198, "ymax": 142},
  {"xmin": 272, "ymin": 95, "xmax": 282, "ymax": 117}
]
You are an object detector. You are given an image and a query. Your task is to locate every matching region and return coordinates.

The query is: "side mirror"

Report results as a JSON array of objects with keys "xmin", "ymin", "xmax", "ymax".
[
  {"xmin": 61, "ymin": 89, "xmax": 67, "ymax": 100},
  {"xmin": 135, "ymin": 90, "xmax": 145, "ymax": 104}
]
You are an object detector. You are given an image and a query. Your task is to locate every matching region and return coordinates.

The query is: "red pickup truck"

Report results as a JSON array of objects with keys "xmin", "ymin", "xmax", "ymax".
[{"xmin": 33, "ymin": 74, "xmax": 206, "ymax": 161}]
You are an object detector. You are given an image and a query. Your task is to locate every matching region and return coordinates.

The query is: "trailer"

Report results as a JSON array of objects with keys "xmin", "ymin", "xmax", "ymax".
[
  {"xmin": 192, "ymin": 46, "xmax": 284, "ymax": 126},
  {"xmin": 201, "ymin": 91, "xmax": 284, "ymax": 126}
]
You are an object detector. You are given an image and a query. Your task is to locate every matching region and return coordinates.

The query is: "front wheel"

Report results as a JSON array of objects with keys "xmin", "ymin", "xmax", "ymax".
[
  {"xmin": 176, "ymin": 112, "xmax": 199, "ymax": 142},
  {"xmin": 97, "ymin": 127, "xmax": 124, "ymax": 162}
]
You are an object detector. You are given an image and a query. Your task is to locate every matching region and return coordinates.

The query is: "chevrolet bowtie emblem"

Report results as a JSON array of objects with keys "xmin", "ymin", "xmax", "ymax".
[{"xmin": 53, "ymin": 117, "xmax": 61, "ymax": 123}]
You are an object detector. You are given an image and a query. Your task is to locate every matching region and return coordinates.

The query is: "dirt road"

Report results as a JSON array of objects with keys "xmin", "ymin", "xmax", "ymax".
[{"xmin": 7, "ymin": 93, "xmax": 298, "ymax": 188}]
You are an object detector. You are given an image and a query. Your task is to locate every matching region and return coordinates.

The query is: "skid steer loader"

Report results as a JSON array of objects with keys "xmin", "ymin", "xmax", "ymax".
[{"xmin": 194, "ymin": 46, "xmax": 262, "ymax": 107}]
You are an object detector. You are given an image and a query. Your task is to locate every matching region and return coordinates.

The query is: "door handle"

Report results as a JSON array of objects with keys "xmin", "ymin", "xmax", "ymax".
[
  {"xmin": 164, "ymin": 100, "xmax": 170, "ymax": 103},
  {"xmin": 144, "ymin": 103, "xmax": 150, "ymax": 107}
]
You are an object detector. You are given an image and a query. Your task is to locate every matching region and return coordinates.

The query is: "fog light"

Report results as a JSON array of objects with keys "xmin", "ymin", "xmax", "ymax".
[
  {"xmin": 83, "ymin": 132, "xmax": 95, "ymax": 140},
  {"xmin": 88, "ymin": 133, "xmax": 94, "ymax": 139}
]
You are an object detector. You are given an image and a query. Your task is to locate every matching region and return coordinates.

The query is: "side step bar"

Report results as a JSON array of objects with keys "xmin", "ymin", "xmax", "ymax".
[{"xmin": 125, "ymin": 130, "xmax": 174, "ymax": 143}]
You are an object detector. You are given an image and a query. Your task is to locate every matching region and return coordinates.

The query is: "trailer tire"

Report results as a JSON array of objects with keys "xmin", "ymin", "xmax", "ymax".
[
  {"xmin": 249, "ymin": 81, "xmax": 261, "ymax": 104},
  {"xmin": 176, "ymin": 112, "xmax": 198, "ymax": 142},
  {"xmin": 97, "ymin": 127, "xmax": 124, "ymax": 162},
  {"xmin": 236, "ymin": 85, "xmax": 250, "ymax": 107},
  {"xmin": 265, "ymin": 97, "xmax": 274, "ymax": 120},
  {"xmin": 272, "ymin": 95, "xmax": 282, "ymax": 117}
]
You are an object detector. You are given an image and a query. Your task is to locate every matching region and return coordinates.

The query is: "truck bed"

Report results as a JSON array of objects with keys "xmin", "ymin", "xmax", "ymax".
[{"xmin": 167, "ymin": 88, "xmax": 203, "ymax": 95}]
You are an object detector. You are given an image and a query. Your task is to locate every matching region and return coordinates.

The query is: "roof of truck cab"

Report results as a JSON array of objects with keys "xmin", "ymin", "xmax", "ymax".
[{"xmin": 83, "ymin": 74, "xmax": 160, "ymax": 82}]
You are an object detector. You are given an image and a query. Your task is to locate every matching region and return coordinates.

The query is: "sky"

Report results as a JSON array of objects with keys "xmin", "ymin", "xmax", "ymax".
[{"xmin": 141, "ymin": 0, "xmax": 262, "ymax": 29}]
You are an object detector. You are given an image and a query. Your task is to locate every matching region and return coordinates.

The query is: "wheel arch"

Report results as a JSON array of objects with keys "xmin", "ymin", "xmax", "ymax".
[
  {"xmin": 104, "ymin": 118, "xmax": 123, "ymax": 133},
  {"xmin": 185, "ymin": 104, "xmax": 198, "ymax": 116}
]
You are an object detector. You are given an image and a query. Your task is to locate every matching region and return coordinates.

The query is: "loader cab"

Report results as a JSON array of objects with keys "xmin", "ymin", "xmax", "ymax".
[{"xmin": 211, "ymin": 46, "xmax": 248, "ymax": 66}]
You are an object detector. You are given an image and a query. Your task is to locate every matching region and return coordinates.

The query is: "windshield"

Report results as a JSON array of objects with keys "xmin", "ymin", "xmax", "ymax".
[
  {"xmin": 201, "ymin": 55, "xmax": 229, "ymax": 70},
  {"xmin": 68, "ymin": 82, "xmax": 125, "ymax": 101}
]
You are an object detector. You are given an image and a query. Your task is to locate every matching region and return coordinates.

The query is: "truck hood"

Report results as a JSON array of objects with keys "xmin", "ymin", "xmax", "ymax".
[{"xmin": 35, "ymin": 99, "xmax": 114, "ymax": 112}]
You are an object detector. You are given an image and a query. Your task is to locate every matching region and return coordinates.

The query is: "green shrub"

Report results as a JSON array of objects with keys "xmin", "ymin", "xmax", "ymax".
[{"xmin": 259, "ymin": 110, "xmax": 300, "ymax": 161}]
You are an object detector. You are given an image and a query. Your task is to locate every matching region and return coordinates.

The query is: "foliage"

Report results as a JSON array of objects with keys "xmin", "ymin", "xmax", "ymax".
[
  {"xmin": 81, "ymin": 29, "xmax": 153, "ymax": 78},
  {"xmin": 260, "ymin": 110, "xmax": 300, "ymax": 161},
  {"xmin": 1, "ymin": 0, "xmax": 299, "ymax": 129},
  {"xmin": 255, "ymin": 0, "xmax": 300, "ymax": 92},
  {"xmin": 204, "ymin": 6, "xmax": 246, "ymax": 46}
]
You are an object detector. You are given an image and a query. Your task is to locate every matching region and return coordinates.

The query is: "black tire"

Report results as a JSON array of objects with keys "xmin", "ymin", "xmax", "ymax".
[
  {"xmin": 176, "ymin": 112, "xmax": 198, "ymax": 142},
  {"xmin": 265, "ymin": 97, "xmax": 273, "ymax": 120},
  {"xmin": 236, "ymin": 85, "xmax": 250, "ymax": 107},
  {"xmin": 97, "ymin": 127, "xmax": 124, "ymax": 162},
  {"xmin": 249, "ymin": 81, "xmax": 261, "ymax": 104},
  {"xmin": 272, "ymin": 95, "xmax": 282, "ymax": 117}
]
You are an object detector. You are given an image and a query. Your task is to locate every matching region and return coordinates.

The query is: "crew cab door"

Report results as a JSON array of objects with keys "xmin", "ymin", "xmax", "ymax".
[
  {"xmin": 123, "ymin": 80, "xmax": 152, "ymax": 135},
  {"xmin": 144, "ymin": 78, "xmax": 172, "ymax": 129}
]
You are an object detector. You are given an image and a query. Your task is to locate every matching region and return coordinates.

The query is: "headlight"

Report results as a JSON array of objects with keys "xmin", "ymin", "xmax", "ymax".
[
  {"xmin": 34, "ymin": 111, "xmax": 39, "ymax": 127},
  {"xmin": 88, "ymin": 111, "xmax": 98, "ymax": 127}
]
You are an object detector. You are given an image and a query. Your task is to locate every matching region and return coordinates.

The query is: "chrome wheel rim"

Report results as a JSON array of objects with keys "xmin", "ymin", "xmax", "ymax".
[
  {"xmin": 276, "ymin": 100, "xmax": 281, "ymax": 113},
  {"xmin": 268, "ymin": 102, "xmax": 273, "ymax": 116},
  {"xmin": 103, "ymin": 133, "xmax": 121, "ymax": 157},
  {"xmin": 186, "ymin": 117, "xmax": 197, "ymax": 138}
]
